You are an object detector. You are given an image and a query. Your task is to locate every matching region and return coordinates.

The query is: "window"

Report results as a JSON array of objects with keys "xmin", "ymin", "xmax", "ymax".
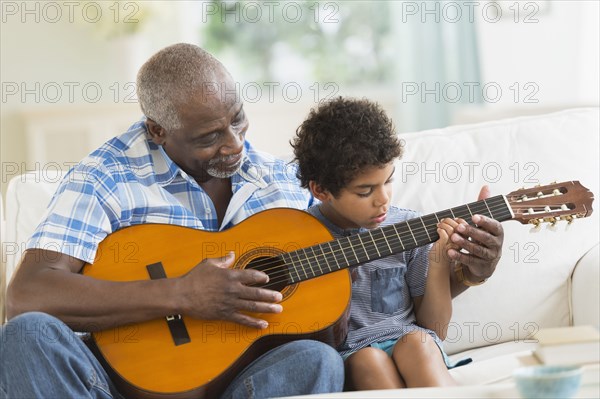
[{"xmin": 200, "ymin": 1, "xmax": 395, "ymax": 86}]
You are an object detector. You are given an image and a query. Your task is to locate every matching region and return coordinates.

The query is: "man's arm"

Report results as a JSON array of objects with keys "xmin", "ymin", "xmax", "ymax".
[
  {"xmin": 447, "ymin": 186, "xmax": 504, "ymax": 297},
  {"xmin": 7, "ymin": 249, "xmax": 283, "ymax": 331}
]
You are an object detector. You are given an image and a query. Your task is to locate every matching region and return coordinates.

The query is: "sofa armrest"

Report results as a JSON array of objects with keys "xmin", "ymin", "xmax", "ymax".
[{"xmin": 571, "ymin": 243, "xmax": 600, "ymax": 327}]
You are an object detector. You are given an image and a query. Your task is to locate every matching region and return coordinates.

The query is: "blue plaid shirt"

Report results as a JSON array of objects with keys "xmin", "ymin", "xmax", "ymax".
[{"xmin": 27, "ymin": 119, "xmax": 313, "ymax": 263}]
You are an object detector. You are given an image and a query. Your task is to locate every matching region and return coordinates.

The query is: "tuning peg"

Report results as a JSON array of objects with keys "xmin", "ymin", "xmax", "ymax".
[
  {"xmin": 537, "ymin": 191, "xmax": 544, "ymax": 197},
  {"xmin": 560, "ymin": 215, "xmax": 574, "ymax": 224},
  {"xmin": 544, "ymin": 217, "xmax": 557, "ymax": 226},
  {"xmin": 553, "ymin": 189, "xmax": 561, "ymax": 196},
  {"xmin": 529, "ymin": 219, "xmax": 542, "ymax": 228}
]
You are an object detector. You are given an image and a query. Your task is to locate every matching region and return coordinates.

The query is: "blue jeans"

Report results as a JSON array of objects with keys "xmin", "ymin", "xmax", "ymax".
[{"xmin": 1, "ymin": 312, "xmax": 344, "ymax": 399}]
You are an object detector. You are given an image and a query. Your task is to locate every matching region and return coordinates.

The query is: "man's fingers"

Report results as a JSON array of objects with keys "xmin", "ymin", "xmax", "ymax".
[
  {"xmin": 236, "ymin": 298, "xmax": 283, "ymax": 314},
  {"xmin": 227, "ymin": 312, "xmax": 270, "ymax": 330},
  {"xmin": 448, "ymin": 250, "xmax": 489, "ymax": 271},
  {"xmin": 202, "ymin": 252, "xmax": 236, "ymax": 269},
  {"xmin": 454, "ymin": 217, "xmax": 502, "ymax": 247},
  {"xmin": 206, "ymin": 259, "xmax": 270, "ymax": 286},
  {"xmin": 454, "ymin": 227, "xmax": 493, "ymax": 251},
  {"xmin": 471, "ymin": 214, "xmax": 504, "ymax": 238},
  {"xmin": 238, "ymin": 284, "xmax": 283, "ymax": 303},
  {"xmin": 225, "ymin": 289, "xmax": 285, "ymax": 329},
  {"xmin": 450, "ymin": 231, "xmax": 498, "ymax": 259},
  {"xmin": 233, "ymin": 268, "xmax": 271, "ymax": 286}
]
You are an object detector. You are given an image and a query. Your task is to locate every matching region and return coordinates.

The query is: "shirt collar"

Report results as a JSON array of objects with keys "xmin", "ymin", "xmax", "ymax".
[
  {"xmin": 312, "ymin": 205, "xmax": 367, "ymax": 237},
  {"xmin": 148, "ymin": 139, "xmax": 182, "ymax": 187}
]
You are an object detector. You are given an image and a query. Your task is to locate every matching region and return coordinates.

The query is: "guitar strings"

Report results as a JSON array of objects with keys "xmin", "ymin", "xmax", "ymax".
[
  {"xmin": 264, "ymin": 212, "xmax": 515, "ymax": 288},
  {"xmin": 258, "ymin": 203, "xmax": 513, "ymax": 288},
  {"xmin": 245, "ymin": 197, "xmax": 570, "ymax": 288},
  {"xmin": 263, "ymin": 202, "xmax": 568, "ymax": 287},
  {"xmin": 247, "ymin": 200, "xmax": 515, "ymax": 288},
  {"xmin": 253, "ymin": 196, "xmax": 564, "ymax": 287}
]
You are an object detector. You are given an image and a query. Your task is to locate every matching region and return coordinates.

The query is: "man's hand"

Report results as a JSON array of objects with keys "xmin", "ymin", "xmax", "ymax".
[
  {"xmin": 178, "ymin": 252, "xmax": 283, "ymax": 329},
  {"xmin": 447, "ymin": 186, "xmax": 504, "ymax": 290}
]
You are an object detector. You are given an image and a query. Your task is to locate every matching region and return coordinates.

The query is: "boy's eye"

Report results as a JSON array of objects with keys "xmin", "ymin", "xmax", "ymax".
[{"xmin": 357, "ymin": 190, "xmax": 372, "ymax": 198}]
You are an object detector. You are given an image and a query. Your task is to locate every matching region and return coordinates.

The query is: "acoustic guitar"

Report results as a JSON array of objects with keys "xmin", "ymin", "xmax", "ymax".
[{"xmin": 82, "ymin": 181, "xmax": 594, "ymax": 399}]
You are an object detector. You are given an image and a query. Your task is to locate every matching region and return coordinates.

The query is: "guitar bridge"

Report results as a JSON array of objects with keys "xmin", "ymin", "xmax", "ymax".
[{"xmin": 146, "ymin": 262, "xmax": 192, "ymax": 346}]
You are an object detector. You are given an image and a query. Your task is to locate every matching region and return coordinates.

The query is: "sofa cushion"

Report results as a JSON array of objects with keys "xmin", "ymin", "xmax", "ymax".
[
  {"xmin": 572, "ymin": 243, "xmax": 600, "ymax": 326},
  {"xmin": 4, "ymin": 171, "xmax": 64, "ymax": 284}
]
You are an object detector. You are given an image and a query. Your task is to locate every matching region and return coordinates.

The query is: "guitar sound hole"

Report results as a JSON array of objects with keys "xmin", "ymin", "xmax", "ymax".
[{"xmin": 246, "ymin": 256, "xmax": 291, "ymax": 292}]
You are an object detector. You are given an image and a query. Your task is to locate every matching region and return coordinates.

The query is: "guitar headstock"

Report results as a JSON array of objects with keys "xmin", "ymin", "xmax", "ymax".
[{"xmin": 506, "ymin": 181, "xmax": 594, "ymax": 226}]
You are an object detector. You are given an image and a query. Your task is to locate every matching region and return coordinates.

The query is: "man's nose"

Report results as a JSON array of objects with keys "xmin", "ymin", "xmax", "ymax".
[{"xmin": 220, "ymin": 126, "xmax": 244, "ymax": 154}]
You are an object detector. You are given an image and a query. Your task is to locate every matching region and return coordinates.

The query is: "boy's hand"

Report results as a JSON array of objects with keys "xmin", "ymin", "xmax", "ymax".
[
  {"xmin": 429, "ymin": 218, "xmax": 464, "ymax": 267},
  {"xmin": 447, "ymin": 185, "xmax": 504, "ymax": 283}
]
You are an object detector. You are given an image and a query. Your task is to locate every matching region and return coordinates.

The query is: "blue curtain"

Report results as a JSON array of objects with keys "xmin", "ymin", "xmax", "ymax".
[{"xmin": 393, "ymin": 1, "xmax": 483, "ymax": 132}]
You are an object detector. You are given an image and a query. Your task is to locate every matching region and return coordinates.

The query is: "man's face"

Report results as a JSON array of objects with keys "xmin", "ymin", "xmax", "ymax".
[{"xmin": 153, "ymin": 70, "xmax": 249, "ymax": 183}]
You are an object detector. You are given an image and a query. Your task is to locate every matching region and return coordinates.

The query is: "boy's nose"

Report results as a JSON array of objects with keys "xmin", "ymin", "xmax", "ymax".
[{"xmin": 373, "ymin": 189, "xmax": 390, "ymax": 207}]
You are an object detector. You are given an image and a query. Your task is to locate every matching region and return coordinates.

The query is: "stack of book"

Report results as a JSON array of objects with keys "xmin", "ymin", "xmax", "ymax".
[{"xmin": 533, "ymin": 325, "xmax": 600, "ymax": 366}]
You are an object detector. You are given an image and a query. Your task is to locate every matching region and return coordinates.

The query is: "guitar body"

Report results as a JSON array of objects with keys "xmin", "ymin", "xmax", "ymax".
[{"xmin": 83, "ymin": 208, "xmax": 351, "ymax": 399}]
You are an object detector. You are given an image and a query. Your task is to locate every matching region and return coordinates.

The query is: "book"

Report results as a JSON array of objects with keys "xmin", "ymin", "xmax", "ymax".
[{"xmin": 533, "ymin": 325, "xmax": 600, "ymax": 366}]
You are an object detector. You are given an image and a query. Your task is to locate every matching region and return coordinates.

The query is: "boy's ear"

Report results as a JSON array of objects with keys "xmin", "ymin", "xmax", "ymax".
[
  {"xmin": 146, "ymin": 118, "xmax": 168, "ymax": 146},
  {"xmin": 309, "ymin": 181, "xmax": 333, "ymax": 202}
]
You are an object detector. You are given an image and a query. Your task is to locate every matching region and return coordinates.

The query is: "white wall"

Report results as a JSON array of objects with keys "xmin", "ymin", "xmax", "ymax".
[
  {"xmin": 476, "ymin": 0, "xmax": 598, "ymax": 106},
  {"xmin": 0, "ymin": 1, "xmax": 181, "ymax": 196}
]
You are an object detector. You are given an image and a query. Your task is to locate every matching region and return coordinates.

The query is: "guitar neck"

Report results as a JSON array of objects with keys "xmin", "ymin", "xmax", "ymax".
[{"xmin": 281, "ymin": 195, "xmax": 513, "ymax": 283}]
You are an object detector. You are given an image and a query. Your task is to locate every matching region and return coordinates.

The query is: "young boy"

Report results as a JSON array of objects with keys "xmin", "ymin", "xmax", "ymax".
[{"xmin": 291, "ymin": 97, "xmax": 465, "ymax": 390}]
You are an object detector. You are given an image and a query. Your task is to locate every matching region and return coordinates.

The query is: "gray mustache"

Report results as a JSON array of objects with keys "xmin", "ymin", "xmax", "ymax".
[{"xmin": 209, "ymin": 154, "xmax": 241, "ymax": 165}]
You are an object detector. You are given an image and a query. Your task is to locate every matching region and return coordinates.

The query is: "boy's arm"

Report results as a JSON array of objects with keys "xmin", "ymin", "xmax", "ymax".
[{"xmin": 414, "ymin": 219, "xmax": 458, "ymax": 340}]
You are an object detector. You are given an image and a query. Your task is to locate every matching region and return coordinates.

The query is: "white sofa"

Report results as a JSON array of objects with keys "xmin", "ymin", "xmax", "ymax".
[
  {"xmin": 391, "ymin": 107, "xmax": 599, "ymax": 387},
  {"xmin": 1, "ymin": 108, "xmax": 599, "ymax": 391}
]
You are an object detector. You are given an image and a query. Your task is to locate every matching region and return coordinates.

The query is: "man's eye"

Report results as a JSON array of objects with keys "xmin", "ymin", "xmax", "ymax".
[
  {"xmin": 232, "ymin": 111, "xmax": 245, "ymax": 126},
  {"xmin": 197, "ymin": 133, "xmax": 219, "ymax": 146}
]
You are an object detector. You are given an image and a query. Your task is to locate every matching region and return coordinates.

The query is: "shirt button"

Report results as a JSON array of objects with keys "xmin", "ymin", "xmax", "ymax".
[{"xmin": 205, "ymin": 209, "xmax": 211, "ymax": 214}]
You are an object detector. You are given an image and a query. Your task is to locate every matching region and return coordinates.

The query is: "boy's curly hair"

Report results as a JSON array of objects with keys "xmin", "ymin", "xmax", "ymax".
[{"xmin": 291, "ymin": 97, "xmax": 404, "ymax": 197}]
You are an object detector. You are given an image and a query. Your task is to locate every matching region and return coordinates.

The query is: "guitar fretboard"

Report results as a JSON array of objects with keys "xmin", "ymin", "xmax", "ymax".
[{"xmin": 280, "ymin": 195, "xmax": 512, "ymax": 284}]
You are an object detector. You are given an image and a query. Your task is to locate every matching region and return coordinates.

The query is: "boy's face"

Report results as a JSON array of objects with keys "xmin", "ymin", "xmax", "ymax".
[{"xmin": 316, "ymin": 163, "xmax": 395, "ymax": 230}]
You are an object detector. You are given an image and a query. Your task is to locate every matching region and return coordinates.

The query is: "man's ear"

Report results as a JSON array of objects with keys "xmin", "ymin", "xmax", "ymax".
[
  {"xmin": 309, "ymin": 181, "xmax": 333, "ymax": 202},
  {"xmin": 145, "ymin": 118, "xmax": 168, "ymax": 146}
]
